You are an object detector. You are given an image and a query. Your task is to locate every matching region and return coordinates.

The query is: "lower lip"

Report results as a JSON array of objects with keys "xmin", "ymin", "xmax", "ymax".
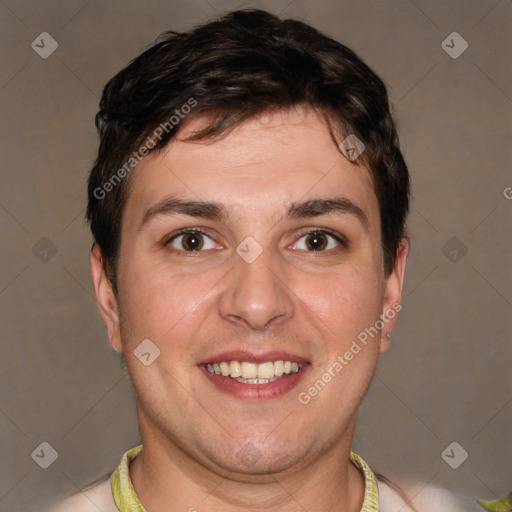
[{"xmin": 199, "ymin": 364, "xmax": 310, "ymax": 401}]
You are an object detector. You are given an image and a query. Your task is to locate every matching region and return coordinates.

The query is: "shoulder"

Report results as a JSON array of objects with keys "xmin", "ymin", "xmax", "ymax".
[
  {"xmin": 378, "ymin": 478, "xmax": 483, "ymax": 512},
  {"xmin": 43, "ymin": 478, "xmax": 118, "ymax": 512}
]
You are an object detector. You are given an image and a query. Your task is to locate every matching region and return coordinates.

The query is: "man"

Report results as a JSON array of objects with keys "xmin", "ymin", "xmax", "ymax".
[{"xmin": 48, "ymin": 9, "xmax": 481, "ymax": 512}]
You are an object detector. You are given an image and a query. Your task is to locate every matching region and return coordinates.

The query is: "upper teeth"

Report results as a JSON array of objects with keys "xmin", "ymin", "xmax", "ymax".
[{"xmin": 206, "ymin": 360, "xmax": 304, "ymax": 379}]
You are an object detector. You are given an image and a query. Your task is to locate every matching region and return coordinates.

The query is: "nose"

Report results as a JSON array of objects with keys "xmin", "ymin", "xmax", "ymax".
[{"xmin": 218, "ymin": 244, "xmax": 295, "ymax": 331}]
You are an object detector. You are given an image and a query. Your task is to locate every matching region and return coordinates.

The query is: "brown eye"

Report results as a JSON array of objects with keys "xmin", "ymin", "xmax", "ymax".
[
  {"xmin": 181, "ymin": 232, "xmax": 204, "ymax": 251},
  {"xmin": 167, "ymin": 230, "xmax": 218, "ymax": 252},
  {"xmin": 292, "ymin": 229, "xmax": 347, "ymax": 252},
  {"xmin": 305, "ymin": 232, "xmax": 328, "ymax": 251}
]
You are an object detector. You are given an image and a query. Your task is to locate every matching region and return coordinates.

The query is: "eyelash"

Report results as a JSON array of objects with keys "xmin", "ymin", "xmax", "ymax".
[
  {"xmin": 291, "ymin": 227, "xmax": 349, "ymax": 251},
  {"xmin": 163, "ymin": 227, "xmax": 348, "ymax": 254}
]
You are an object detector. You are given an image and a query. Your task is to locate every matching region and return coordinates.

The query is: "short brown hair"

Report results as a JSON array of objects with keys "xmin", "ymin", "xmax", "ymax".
[{"xmin": 86, "ymin": 8, "xmax": 410, "ymax": 294}]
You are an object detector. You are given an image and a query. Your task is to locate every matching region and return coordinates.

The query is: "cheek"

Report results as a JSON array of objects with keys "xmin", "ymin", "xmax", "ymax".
[
  {"xmin": 118, "ymin": 260, "xmax": 219, "ymax": 348},
  {"xmin": 295, "ymin": 264, "xmax": 383, "ymax": 342}
]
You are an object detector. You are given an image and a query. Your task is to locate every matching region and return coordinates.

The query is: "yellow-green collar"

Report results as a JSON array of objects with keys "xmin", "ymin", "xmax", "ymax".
[{"xmin": 111, "ymin": 445, "xmax": 379, "ymax": 511}]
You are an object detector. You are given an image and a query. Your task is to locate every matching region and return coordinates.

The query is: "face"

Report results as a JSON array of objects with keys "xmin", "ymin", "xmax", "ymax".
[{"xmin": 91, "ymin": 106, "xmax": 407, "ymax": 476}]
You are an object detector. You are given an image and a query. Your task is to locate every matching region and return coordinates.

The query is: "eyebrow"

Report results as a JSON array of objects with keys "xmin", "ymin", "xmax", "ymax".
[{"xmin": 139, "ymin": 196, "xmax": 369, "ymax": 231}]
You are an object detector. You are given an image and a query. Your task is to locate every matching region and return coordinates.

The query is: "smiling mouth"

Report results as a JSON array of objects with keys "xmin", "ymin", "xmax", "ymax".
[{"xmin": 204, "ymin": 360, "xmax": 305, "ymax": 384}]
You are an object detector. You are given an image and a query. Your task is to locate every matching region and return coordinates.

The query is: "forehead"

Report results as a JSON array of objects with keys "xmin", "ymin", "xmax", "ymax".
[{"xmin": 124, "ymin": 107, "xmax": 379, "ymax": 230}]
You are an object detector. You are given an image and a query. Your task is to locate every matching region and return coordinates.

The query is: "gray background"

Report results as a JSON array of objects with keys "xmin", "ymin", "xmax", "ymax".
[{"xmin": 0, "ymin": 1, "xmax": 510, "ymax": 511}]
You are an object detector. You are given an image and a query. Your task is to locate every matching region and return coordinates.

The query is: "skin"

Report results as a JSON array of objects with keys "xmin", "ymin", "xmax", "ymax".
[{"xmin": 91, "ymin": 106, "xmax": 408, "ymax": 512}]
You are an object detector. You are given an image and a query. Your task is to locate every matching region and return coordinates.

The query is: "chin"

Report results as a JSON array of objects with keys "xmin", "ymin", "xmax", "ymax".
[{"xmin": 209, "ymin": 440, "xmax": 305, "ymax": 478}]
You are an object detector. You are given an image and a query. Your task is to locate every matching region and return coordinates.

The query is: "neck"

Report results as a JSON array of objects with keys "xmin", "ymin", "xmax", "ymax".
[{"xmin": 129, "ymin": 414, "xmax": 365, "ymax": 512}]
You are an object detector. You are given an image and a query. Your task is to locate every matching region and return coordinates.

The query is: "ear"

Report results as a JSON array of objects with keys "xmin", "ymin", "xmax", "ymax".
[
  {"xmin": 379, "ymin": 238, "xmax": 409, "ymax": 354},
  {"xmin": 90, "ymin": 244, "xmax": 122, "ymax": 353}
]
